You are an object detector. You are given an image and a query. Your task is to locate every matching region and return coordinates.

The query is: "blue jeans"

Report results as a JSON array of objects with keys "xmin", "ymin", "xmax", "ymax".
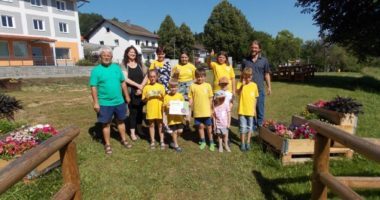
[
  {"xmin": 239, "ymin": 115, "xmax": 253, "ymax": 134},
  {"xmin": 256, "ymin": 90, "xmax": 265, "ymax": 127}
]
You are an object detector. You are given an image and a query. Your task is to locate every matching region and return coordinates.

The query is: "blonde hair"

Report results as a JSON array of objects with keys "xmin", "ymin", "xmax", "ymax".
[{"xmin": 242, "ymin": 67, "xmax": 253, "ymax": 78}]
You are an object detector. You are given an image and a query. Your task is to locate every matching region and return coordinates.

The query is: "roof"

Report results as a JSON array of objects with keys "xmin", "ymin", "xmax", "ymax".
[
  {"xmin": 85, "ymin": 19, "xmax": 159, "ymax": 39},
  {"xmin": 0, "ymin": 34, "xmax": 56, "ymax": 42}
]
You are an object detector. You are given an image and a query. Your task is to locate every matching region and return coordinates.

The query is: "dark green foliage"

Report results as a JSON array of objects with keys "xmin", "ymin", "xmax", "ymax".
[
  {"xmin": 324, "ymin": 96, "xmax": 363, "ymax": 114},
  {"xmin": 177, "ymin": 23, "xmax": 195, "ymax": 56},
  {"xmin": 296, "ymin": 0, "xmax": 380, "ymax": 58},
  {"xmin": 271, "ymin": 30, "xmax": 303, "ymax": 67},
  {"xmin": 204, "ymin": 0, "xmax": 253, "ymax": 62},
  {"xmin": 79, "ymin": 12, "xmax": 103, "ymax": 35},
  {"xmin": 157, "ymin": 15, "xmax": 179, "ymax": 59},
  {"xmin": 0, "ymin": 93, "xmax": 22, "ymax": 121}
]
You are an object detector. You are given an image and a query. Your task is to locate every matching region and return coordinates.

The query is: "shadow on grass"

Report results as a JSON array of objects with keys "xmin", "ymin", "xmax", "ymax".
[
  {"xmin": 252, "ymin": 170, "xmax": 311, "ymax": 199},
  {"xmin": 275, "ymin": 75, "xmax": 380, "ymax": 94}
]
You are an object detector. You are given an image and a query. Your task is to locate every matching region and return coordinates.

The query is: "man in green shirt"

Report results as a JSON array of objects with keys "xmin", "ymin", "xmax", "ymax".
[{"xmin": 90, "ymin": 47, "xmax": 132, "ymax": 155}]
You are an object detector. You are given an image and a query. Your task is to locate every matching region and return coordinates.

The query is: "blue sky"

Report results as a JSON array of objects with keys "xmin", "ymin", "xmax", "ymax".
[{"xmin": 78, "ymin": 0, "xmax": 320, "ymax": 41}]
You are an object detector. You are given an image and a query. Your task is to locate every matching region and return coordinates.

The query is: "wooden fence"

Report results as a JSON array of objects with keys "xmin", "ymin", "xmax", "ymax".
[
  {"xmin": 0, "ymin": 126, "xmax": 81, "ymax": 200},
  {"xmin": 310, "ymin": 120, "xmax": 380, "ymax": 200},
  {"xmin": 271, "ymin": 65, "xmax": 315, "ymax": 81}
]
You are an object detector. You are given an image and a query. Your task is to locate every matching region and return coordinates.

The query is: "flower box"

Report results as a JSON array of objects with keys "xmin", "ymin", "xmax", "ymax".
[
  {"xmin": 307, "ymin": 103, "xmax": 358, "ymax": 134},
  {"xmin": 0, "ymin": 124, "xmax": 61, "ymax": 179},
  {"xmin": 0, "ymin": 152, "xmax": 60, "ymax": 180},
  {"xmin": 259, "ymin": 115, "xmax": 353, "ymax": 165}
]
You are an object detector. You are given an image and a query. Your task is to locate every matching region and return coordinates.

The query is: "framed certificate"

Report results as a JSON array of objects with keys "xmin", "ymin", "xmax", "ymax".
[{"xmin": 169, "ymin": 100, "xmax": 189, "ymax": 115}]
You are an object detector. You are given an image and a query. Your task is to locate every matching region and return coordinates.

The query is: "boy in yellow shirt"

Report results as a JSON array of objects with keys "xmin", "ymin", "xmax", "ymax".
[
  {"xmin": 142, "ymin": 70, "xmax": 166, "ymax": 149},
  {"xmin": 163, "ymin": 80, "xmax": 185, "ymax": 152},
  {"xmin": 236, "ymin": 67, "xmax": 259, "ymax": 151},
  {"xmin": 189, "ymin": 68, "xmax": 215, "ymax": 151}
]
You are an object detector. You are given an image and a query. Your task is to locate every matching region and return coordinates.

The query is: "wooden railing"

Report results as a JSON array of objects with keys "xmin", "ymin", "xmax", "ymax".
[
  {"xmin": 0, "ymin": 126, "xmax": 81, "ymax": 200},
  {"xmin": 271, "ymin": 64, "xmax": 316, "ymax": 81},
  {"xmin": 310, "ymin": 120, "xmax": 380, "ymax": 200}
]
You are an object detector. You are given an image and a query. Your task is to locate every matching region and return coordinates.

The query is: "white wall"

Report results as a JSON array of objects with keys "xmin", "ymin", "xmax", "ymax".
[{"xmin": 87, "ymin": 21, "xmax": 158, "ymax": 64}]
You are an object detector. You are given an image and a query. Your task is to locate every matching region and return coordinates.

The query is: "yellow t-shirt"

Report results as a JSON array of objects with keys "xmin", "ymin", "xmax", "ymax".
[
  {"xmin": 210, "ymin": 61, "xmax": 235, "ymax": 92},
  {"xmin": 164, "ymin": 93, "xmax": 185, "ymax": 125},
  {"xmin": 189, "ymin": 82, "xmax": 213, "ymax": 118},
  {"xmin": 142, "ymin": 83, "xmax": 165, "ymax": 120},
  {"xmin": 237, "ymin": 82, "xmax": 259, "ymax": 116},
  {"xmin": 172, "ymin": 63, "xmax": 196, "ymax": 82},
  {"xmin": 149, "ymin": 60, "xmax": 164, "ymax": 70}
]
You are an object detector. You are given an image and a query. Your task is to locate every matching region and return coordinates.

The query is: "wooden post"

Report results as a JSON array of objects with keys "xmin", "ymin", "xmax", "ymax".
[
  {"xmin": 311, "ymin": 133, "xmax": 330, "ymax": 200},
  {"xmin": 60, "ymin": 141, "xmax": 81, "ymax": 200}
]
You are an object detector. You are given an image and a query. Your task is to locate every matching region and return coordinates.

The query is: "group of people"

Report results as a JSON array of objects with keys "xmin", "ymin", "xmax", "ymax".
[{"xmin": 89, "ymin": 40, "xmax": 271, "ymax": 155}]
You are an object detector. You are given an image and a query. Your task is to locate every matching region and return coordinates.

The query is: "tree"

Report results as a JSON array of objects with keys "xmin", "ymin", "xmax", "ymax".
[
  {"xmin": 204, "ymin": 0, "xmax": 253, "ymax": 63},
  {"xmin": 272, "ymin": 30, "xmax": 303, "ymax": 67},
  {"xmin": 296, "ymin": 0, "xmax": 380, "ymax": 58},
  {"xmin": 177, "ymin": 23, "xmax": 195, "ymax": 56},
  {"xmin": 79, "ymin": 12, "xmax": 103, "ymax": 35},
  {"xmin": 157, "ymin": 15, "xmax": 179, "ymax": 59}
]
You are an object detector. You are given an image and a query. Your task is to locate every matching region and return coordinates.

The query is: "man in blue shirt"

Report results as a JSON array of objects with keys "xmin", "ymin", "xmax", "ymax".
[
  {"xmin": 241, "ymin": 40, "xmax": 272, "ymax": 128},
  {"xmin": 90, "ymin": 47, "xmax": 132, "ymax": 155}
]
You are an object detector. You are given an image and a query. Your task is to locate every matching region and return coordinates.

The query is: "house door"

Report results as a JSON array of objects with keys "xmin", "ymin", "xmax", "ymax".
[{"xmin": 32, "ymin": 47, "xmax": 43, "ymax": 65}]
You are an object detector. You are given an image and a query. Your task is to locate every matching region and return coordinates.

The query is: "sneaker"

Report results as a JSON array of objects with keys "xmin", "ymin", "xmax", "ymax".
[
  {"xmin": 199, "ymin": 142, "xmax": 206, "ymax": 150},
  {"xmin": 164, "ymin": 126, "xmax": 173, "ymax": 134},
  {"xmin": 240, "ymin": 144, "xmax": 246, "ymax": 152},
  {"xmin": 209, "ymin": 143, "xmax": 216, "ymax": 152},
  {"xmin": 175, "ymin": 146, "xmax": 182, "ymax": 152},
  {"xmin": 246, "ymin": 143, "xmax": 251, "ymax": 151}
]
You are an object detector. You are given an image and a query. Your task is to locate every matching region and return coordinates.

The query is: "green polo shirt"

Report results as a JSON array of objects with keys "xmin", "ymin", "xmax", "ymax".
[{"xmin": 89, "ymin": 63, "xmax": 125, "ymax": 106}]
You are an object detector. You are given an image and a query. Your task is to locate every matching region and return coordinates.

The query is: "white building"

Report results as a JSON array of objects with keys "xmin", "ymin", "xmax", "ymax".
[
  {"xmin": 0, "ymin": 0, "xmax": 85, "ymax": 66},
  {"xmin": 85, "ymin": 19, "xmax": 159, "ymax": 63}
]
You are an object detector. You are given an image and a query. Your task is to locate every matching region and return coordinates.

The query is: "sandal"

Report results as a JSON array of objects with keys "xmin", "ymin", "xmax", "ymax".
[
  {"xmin": 104, "ymin": 145, "xmax": 112, "ymax": 155},
  {"xmin": 160, "ymin": 142, "xmax": 166, "ymax": 150},
  {"xmin": 150, "ymin": 142, "xmax": 156, "ymax": 149},
  {"xmin": 121, "ymin": 140, "xmax": 132, "ymax": 149},
  {"xmin": 174, "ymin": 146, "xmax": 182, "ymax": 152}
]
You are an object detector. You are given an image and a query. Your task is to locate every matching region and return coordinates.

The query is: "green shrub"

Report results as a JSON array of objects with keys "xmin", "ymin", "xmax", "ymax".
[
  {"xmin": 76, "ymin": 59, "xmax": 96, "ymax": 66},
  {"xmin": 0, "ymin": 120, "xmax": 23, "ymax": 135}
]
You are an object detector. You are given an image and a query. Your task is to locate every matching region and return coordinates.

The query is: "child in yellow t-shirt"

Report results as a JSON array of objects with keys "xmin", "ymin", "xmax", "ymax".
[
  {"xmin": 236, "ymin": 67, "xmax": 259, "ymax": 152},
  {"xmin": 189, "ymin": 68, "xmax": 215, "ymax": 151},
  {"xmin": 163, "ymin": 80, "xmax": 185, "ymax": 152},
  {"xmin": 142, "ymin": 69, "xmax": 166, "ymax": 149},
  {"xmin": 207, "ymin": 50, "xmax": 236, "ymax": 93}
]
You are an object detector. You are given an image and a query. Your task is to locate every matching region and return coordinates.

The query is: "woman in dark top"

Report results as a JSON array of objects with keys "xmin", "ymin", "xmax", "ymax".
[{"xmin": 122, "ymin": 46, "xmax": 147, "ymax": 141}]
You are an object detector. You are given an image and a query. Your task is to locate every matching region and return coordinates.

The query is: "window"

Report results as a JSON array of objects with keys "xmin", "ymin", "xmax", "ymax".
[
  {"xmin": 33, "ymin": 19, "xmax": 44, "ymax": 31},
  {"xmin": 99, "ymin": 41, "xmax": 104, "ymax": 45},
  {"xmin": 146, "ymin": 40, "xmax": 149, "ymax": 46},
  {"xmin": 59, "ymin": 22, "xmax": 68, "ymax": 33},
  {"xmin": 1, "ymin": 15, "xmax": 14, "ymax": 28},
  {"xmin": 0, "ymin": 41, "xmax": 9, "ymax": 58},
  {"xmin": 56, "ymin": 0, "xmax": 66, "ymax": 11},
  {"xmin": 135, "ymin": 40, "xmax": 140, "ymax": 45},
  {"xmin": 152, "ymin": 42, "xmax": 156, "ymax": 47},
  {"xmin": 114, "ymin": 39, "xmax": 119, "ymax": 46},
  {"xmin": 13, "ymin": 41, "xmax": 28, "ymax": 58},
  {"xmin": 31, "ymin": 0, "xmax": 42, "ymax": 6},
  {"xmin": 56, "ymin": 48, "xmax": 70, "ymax": 59},
  {"xmin": 106, "ymin": 27, "xmax": 110, "ymax": 32}
]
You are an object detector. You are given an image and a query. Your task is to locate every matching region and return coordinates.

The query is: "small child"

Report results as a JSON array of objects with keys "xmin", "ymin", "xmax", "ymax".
[
  {"xmin": 236, "ymin": 67, "xmax": 259, "ymax": 152},
  {"xmin": 189, "ymin": 68, "xmax": 215, "ymax": 151},
  {"xmin": 218, "ymin": 76, "xmax": 233, "ymax": 108},
  {"xmin": 163, "ymin": 79, "xmax": 185, "ymax": 152},
  {"xmin": 212, "ymin": 90, "xmax": 231, "ymax": 152},
  {"xmin": 142, "ymin": 69, "xmax": 166, "ymax": 149}
]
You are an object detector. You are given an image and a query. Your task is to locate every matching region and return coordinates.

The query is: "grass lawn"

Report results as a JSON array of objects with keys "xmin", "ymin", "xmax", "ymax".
[{"xmin": 1, "ymin": 71, "xmax": 380, "ymax": 200}]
